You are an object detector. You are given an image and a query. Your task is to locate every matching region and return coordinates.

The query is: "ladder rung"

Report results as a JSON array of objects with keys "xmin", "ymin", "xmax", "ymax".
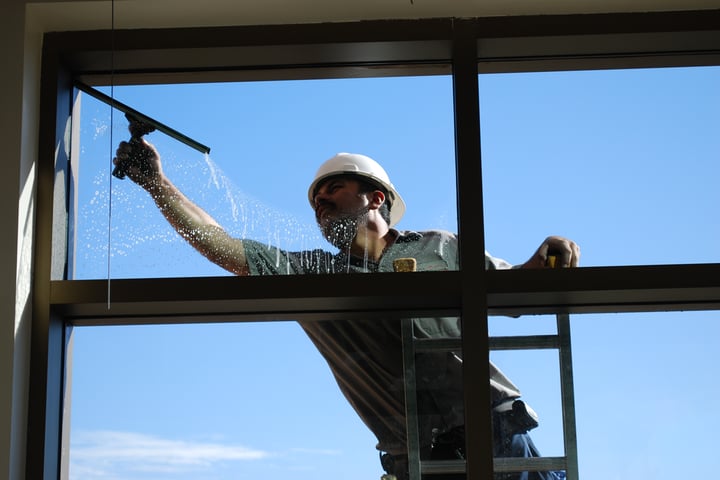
[
  {"xmin": 412, "ymin": 335, "xmax": 561, "ymax": 353},
  {"xmin": 494, "ymin": 456, "xmax": 567, "ymax": 472},
  {"xmin": 490, "ymin": 334, "xmax": 560, "ymax": 350},
  {"xmin": 419, "ymin": 456, "xmax": 568, "ymax": 475},
  {"xmin": 420, "ymin": 459, "xmax": 466, "ymax": 475}
]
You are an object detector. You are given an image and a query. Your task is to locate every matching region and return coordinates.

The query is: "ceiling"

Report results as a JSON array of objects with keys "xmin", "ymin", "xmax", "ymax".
[{"xmin": 26, "ymin": 0, "xmax": 720, "ymax": 33}]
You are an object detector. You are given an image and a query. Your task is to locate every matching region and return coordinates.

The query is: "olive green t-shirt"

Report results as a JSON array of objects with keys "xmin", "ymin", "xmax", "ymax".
[{"xmin": 243, "ymin": 230, "xmax": 520, "ymax": 454}]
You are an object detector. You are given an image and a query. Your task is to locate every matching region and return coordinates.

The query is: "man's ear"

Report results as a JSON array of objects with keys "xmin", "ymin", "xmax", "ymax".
[{"xmin": 368, "ymin": 190, "xmax": 386, "ymax": 210}]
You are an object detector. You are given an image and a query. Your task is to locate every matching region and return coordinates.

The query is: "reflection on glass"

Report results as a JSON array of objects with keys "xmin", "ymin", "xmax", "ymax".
[
  {"xmin": 71, "ymin": 76, "xmax": 456, "ymax": 280},
  {"xmin": 480, "ymin": 66, "xmax": 720, "ymax": 267}
]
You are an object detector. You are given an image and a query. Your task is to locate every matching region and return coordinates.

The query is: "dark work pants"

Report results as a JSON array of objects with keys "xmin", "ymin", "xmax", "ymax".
[{"xmin": 492, "ymin": 412, "xmax": 566, "ymax": 480}]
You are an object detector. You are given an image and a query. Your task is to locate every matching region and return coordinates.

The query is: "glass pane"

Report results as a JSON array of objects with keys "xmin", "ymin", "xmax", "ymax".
[
  {"xmin": 403, "ymin": 315, "xmax": 564, "ymax": 480},
  {"xmin": 68, "ymin": 322, "xmax": 380, "ymax": 480},
  {"xmin": 489, "ymin": 314, "xmax": 567, "ymax": 478},
  {"xmin": 571, "ymin": 310, "xmax": 720, "ymax": 478},
  {"xmin": 71, "ymin": 75, "xmax": 457, "ymax": 280},
  {"xmin": 490, "ymin": 310, "xmax": 720, "ymax": 478},
  {"xmin": 489, "ymin": 313, "xmax": 559, "ymax": 337},
  {"xmin": 480, "ymin": 66, "xmax": 720, "ymax": 267},
  {"xmin": 69, "ymin": 315, "xmax": 477, "ymax": 480}
]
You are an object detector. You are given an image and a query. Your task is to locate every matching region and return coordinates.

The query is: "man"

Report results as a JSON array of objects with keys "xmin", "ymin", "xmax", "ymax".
[{"xmin": 115, "ymin": 135, "xmax": 580, "ymax": 479}]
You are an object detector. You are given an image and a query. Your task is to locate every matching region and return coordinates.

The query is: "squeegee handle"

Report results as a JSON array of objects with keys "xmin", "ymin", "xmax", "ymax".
[{"xmin": 112, "ymin": 113, "xmax": 157, "ymax": 179}]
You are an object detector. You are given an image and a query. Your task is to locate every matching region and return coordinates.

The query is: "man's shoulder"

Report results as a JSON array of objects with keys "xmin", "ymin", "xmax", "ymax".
[
  {"xmin": 391, "ymin": 229, "xmax": 459, "ymax": 269},
  {"xmin": 396, "ymin": 229, "xmax": 457, "ymax": 242}
]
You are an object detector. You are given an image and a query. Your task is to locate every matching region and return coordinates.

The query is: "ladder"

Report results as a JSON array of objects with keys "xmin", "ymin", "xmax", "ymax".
[{"xmin": 400, "ymin": 313, "xmax": 579, "ymax": 479}]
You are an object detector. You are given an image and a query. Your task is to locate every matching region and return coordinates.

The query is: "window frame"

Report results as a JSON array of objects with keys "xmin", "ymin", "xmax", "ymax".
[{"xmin": 30, "ymin": 12, "xmax": 720, "ymax": 480}]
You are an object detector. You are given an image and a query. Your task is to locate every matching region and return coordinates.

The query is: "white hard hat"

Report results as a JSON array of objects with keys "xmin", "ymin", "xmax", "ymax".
[{"xmin": 308, "ymin": 153, "xmax": 406, "ymax": 227}]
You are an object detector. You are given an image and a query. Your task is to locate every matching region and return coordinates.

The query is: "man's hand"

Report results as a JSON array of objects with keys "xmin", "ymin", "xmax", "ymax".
[
  {"xmin": 113, "ymin": 137, "xmax": 163, "ymax": 190},
  {"xmin": 520, "ymin": 236, "xmax": 580, "ymax": 269}
]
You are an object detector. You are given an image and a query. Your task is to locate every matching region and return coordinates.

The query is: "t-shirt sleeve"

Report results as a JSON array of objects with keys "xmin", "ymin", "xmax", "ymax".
[{"xmin": 485, "ymin": 251, "xmax": 513, "ymax": 270}]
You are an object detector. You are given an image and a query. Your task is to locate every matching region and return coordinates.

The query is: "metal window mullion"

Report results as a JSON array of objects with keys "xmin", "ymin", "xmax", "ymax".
[{"xmin": 453, "ymin": 18, "xmax": 492, "ymax": 480}]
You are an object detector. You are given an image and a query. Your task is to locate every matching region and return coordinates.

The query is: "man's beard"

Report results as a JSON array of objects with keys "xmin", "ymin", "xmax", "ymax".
[{"xmin": 320, "ymin": 209, "xmax": 369, "ymax": 250}]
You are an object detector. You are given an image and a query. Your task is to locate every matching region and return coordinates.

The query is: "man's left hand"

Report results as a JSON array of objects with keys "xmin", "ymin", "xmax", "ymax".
[{"xmin": 520, "ymin": 236, "xmax": 580, "ymax": 269}]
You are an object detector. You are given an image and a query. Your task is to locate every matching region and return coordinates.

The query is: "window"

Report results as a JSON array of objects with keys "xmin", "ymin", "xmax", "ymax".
[
  {"xmin": 31, "ymin": 13, "xmax": 720, "ymax": 480},
  {"xmin": 72, "ymin": 76, "xmax": 457, "ymax": 280},
  {"xmin": 480, "ymin": 67, "xmax": 720, "ymax": 267},
  {"xmin": 69, "ymin": 322, "xmax": 381, "ymax": 480}
]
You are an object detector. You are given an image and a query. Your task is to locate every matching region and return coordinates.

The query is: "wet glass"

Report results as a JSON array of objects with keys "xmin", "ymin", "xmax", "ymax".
[
  {"xmin": 70, "ymin": 76, "xmax": 457, "ymax": 280},
  {"xmin": 480, "ymin": 66, "xmax": 720, "ymax": 267}
]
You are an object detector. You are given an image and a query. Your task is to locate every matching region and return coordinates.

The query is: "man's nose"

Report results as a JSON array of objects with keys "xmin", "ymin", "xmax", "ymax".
[{"xmin": 314, "ymin": 190, "xmax": 329, "ymax": 208}]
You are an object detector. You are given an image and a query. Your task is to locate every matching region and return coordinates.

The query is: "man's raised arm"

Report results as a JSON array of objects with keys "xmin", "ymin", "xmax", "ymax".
[{"xmin": 114, "ymin": 136, "xmax": 250, "ymax": 276}]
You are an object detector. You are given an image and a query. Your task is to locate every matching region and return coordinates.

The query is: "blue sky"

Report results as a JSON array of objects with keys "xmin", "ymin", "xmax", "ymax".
[{"xmin": 69, "ymin": 67, "xmax": 720, "ymax": 479}]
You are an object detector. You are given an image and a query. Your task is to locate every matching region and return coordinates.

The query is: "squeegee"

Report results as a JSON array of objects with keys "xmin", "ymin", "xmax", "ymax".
[{"xmin": 74, "ymin": 81, "xmax": 211, "ymax": 178}]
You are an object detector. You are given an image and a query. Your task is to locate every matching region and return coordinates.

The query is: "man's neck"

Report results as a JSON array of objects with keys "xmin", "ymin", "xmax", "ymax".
[{"xmin": 350, "ymin": 226, "xmax": 397, "ymax": 262}]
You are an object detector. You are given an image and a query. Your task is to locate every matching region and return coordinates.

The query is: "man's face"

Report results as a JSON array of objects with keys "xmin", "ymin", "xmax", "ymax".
[{"xmin": 312, "ymin": 176, "xmax": 371, "ymax": 248}]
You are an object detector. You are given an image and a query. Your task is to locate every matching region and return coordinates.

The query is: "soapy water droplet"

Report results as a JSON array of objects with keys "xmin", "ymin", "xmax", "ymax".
[
  {"xmin": 91, "ymin": 118, "xmax": 109, "ymax": 141},
  {"xmin": 73, "ymin": 151, "xmax": 329, "ymax": 279}
]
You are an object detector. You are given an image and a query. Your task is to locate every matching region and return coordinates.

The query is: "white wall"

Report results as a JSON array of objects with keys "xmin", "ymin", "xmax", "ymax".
[{"xmin": 1, "ymin": 1, "xmax": 35, "ymax": 478}]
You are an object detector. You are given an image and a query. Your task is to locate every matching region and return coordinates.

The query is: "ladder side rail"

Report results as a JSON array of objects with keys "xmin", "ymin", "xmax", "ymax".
[
  {"xmin": 557, "ymin": 313, "xmax": 580, "ymax": 480},
  {"xmin": 402, "ymin": 317, "xmax": 423, "ymax": 480},
  {"xmin": 406, "ymin": 316, "xmax": 580, "ymax": 479}
]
